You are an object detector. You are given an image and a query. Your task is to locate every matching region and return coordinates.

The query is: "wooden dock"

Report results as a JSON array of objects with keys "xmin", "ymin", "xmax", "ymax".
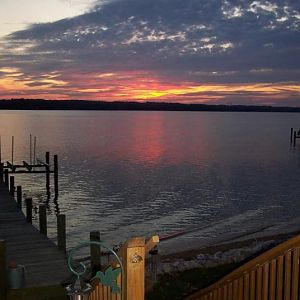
[{"xmin": 0, "ymin": 180, "xmax": 70, "ymax": 299}]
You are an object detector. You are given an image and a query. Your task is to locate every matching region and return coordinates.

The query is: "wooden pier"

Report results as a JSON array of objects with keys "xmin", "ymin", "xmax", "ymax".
[{"xmin": 0, "ymin": 173, "xmax": 69, "ymax": 299}]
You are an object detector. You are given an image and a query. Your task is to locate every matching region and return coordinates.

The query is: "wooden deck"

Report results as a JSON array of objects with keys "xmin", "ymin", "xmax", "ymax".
[{"xmin": 0, "ymin": 181, "xmax": 70, "ymax": 288}]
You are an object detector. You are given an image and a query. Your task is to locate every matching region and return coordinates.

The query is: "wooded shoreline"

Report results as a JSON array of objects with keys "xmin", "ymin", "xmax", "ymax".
[{"xmin": 1, "ymin": 99, "xmax": 300, "ymax": 112}]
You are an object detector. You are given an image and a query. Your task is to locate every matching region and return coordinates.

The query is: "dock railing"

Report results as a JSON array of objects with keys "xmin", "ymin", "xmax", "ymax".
[{"xmin": 185, "ymin": 234, "xmax": 300, "ymax": 300}]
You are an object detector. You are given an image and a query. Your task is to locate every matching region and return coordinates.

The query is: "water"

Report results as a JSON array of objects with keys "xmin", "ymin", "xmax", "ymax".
[{"xmin": 0, "ymin": 110, "xmax": 300, "ymax": 254}]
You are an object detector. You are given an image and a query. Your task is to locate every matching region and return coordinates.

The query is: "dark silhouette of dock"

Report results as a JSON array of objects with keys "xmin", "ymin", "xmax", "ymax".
[{"xmin": 0, "ymin": 180, "xmax": 69, "ymax": 298}]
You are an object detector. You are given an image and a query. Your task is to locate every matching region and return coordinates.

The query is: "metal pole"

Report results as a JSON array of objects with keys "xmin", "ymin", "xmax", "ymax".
[
  {"xmin": 54, "ymin": 154, "xmax": 58, "ymax": 198},
  {"xmin": 33, "ymin": 136, "xmax": 36, "ymax": 169},
  {"xmin": 30, "ymin": 134, "xmax": 32, "ymax": 165},
  {"xmin": 11, "ymin": 136, "xmax": 14, "ymax": 165}
]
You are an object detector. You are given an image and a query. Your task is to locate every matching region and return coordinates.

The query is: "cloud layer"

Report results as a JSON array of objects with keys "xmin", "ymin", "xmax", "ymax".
[{"xmin": 0, "ymin": 0, "xmax": 299, "ymax": 105}]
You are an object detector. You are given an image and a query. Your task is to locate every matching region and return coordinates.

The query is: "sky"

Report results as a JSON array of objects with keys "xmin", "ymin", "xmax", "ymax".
[{"xmin": 0, "ymin": 0, "xmax": 299, "ymax": 106}]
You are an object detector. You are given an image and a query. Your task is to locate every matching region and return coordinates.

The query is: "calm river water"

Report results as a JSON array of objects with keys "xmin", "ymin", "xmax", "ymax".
[{"xmin": 0, "ymin": 110, "xmax": 300, "ymax": 254}]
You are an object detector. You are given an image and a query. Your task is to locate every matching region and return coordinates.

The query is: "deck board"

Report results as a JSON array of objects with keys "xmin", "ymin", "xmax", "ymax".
[{"xmin": 0, "ymin": 181, "xmax": 70, "ymax": 288}]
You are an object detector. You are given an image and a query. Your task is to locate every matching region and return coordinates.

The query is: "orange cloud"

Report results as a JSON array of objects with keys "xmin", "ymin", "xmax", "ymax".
[{"xmin": 1, "ymin": 69, "xmax": 299, "ymax": 104}]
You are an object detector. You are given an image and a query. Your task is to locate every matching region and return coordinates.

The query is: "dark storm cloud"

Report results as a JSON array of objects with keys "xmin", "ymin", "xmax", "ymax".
[{"xmin": 1, "ymin": 0, "xmax": 300, "ymax": 83}]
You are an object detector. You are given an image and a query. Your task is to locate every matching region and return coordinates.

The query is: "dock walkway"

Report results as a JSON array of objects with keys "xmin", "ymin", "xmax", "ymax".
[{"xmin": 0, "ymin": 181, "xmax": 70, "ymax": 288}]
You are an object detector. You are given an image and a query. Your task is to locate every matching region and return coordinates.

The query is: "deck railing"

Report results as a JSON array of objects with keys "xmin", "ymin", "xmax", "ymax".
[
  {"xmin": 185, "ymin": 234, "xmax": 300, "ymax": 300},
  {"xmin": 89, "ymin": 235, "xmax": 159, "ymax": 300}
]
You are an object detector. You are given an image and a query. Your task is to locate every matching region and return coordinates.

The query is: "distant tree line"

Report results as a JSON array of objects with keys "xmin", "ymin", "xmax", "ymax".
[{"xmin": 0, "ymin": 98, "xmax": 300, "ymax": 112}]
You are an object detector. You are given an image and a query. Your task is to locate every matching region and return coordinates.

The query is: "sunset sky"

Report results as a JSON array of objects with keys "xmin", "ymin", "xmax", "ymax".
[{"xmin": 0, "ymin": 0, "xmax": 299, "ymax": 106}]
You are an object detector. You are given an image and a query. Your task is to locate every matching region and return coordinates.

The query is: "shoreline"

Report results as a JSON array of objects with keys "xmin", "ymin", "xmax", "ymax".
[{"xmin": 159, "ymin": 229, "xmax": 300, "ymax": 264}]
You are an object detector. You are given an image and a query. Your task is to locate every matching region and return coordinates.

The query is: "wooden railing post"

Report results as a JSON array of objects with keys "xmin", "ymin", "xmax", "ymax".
[
  {"xmin": 57, "ymin": 214, "xmax": 66, "ymax": 253},
  {"xmin": 90, "ymin": 231, "xmax": 101, "ymax": 275},
  {"xmin": 122, "ymin": 237, "xmax": 146, "ymax": 300},
  {"xmin": 0, "ymin": 240, "xmax": 7, "ymax": 299}
]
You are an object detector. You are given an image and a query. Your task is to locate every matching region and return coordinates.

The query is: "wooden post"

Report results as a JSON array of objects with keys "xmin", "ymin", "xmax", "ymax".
[
  {"xmin": 45, "ymin": 152, "xmax": 50, "ymax": 197},
  {"xmin": 17, "ymin": 186, "xmax": 22, "ymax": 208},
  {"xmin": 146, "ymin": 236, "xmax": 160, "ymax": 285},
  {"xmin": 39, "ymin": 205, "xmax": 47, "ymax": 235},
  {"xmin": 0, "ymin": 163, "xmax": 3, "ymax": 182},
  {"xmin": 290, "ymin": 128, "xmax": 294, "ymax": 143},
  {"xmin": 57, "ymin": 214, "xmax": 66, "ymax": 253},
  {"xmin": 25, "ymin": 197, "xmax": 33, "ymax": 224},
  {"xmin": 54, "ymin": 154, "xmax": 58, "ymax": 198},
  {"xmin": 149, "ymin": 246, "xmax": 159, "ymax": 284},
  {"xmin": 294, "ymin": 131, "xmax": 297, "ymax": 146},
  {"xmin": 9, "ymin": 175, "xmax": 15, "ymax": 196},
  {"xmin": 90, "ymin": 231, "xmax": 101, "ymax": 275},
  {"xmin": 4, "ymin": 169, "xmax": 8, "ymax": 186},
  {"xmin": 0, "ymin": 240, "xmax": 7, "ymax": 299},
  {"xmin": 121, "ymin": 237, "xmax": 146, "ymax": 300}
]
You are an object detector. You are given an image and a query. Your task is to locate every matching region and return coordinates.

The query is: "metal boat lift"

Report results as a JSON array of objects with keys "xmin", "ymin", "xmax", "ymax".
[{"xmin": 0, "ymin": 135, "xmax": 58, "ymax": 198}]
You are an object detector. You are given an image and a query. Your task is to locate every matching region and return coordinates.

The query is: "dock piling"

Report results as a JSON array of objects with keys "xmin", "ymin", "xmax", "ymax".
[
  {"xmin": 0, "ymin": 163, "xmax": 3, "ymax": 182},
  {"xmin": 39, "ymin": 205, "xmax": 47, "ymax": 235},
  {"xmin": 4, "ymin": 169, "xmax": 8, "ymax": 186},
  {"xmin": 57, "ymin": 214, "xmax": 66, "ymax": 253},
  {"xmin": 9, "ymin": 175, "xmax": 15, "ymax": 196},
  {"xmin": 0, "ymin": 240, "xmax": 7, "ymax": 299},
  {"xmin": 25, "ymin": 197, "xmax": 33, "ymax": 224},
  {"xmin": 90, "ymin": 231, "xmax": 101, "ymax": 274},
  {"xmin": 17, "ymin": 185, "xmax": 22, "ymax": 208},
  {"xmin": 294, "ymin": 131, "xmax": 297, "ymax": 146},
  {"xmin": 291, "ymin": 128, "xmax": 294, "ymax": 143},
  {"xmin": 46, "ymin": 152, "xmax": 50, "ymax": 197}
]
